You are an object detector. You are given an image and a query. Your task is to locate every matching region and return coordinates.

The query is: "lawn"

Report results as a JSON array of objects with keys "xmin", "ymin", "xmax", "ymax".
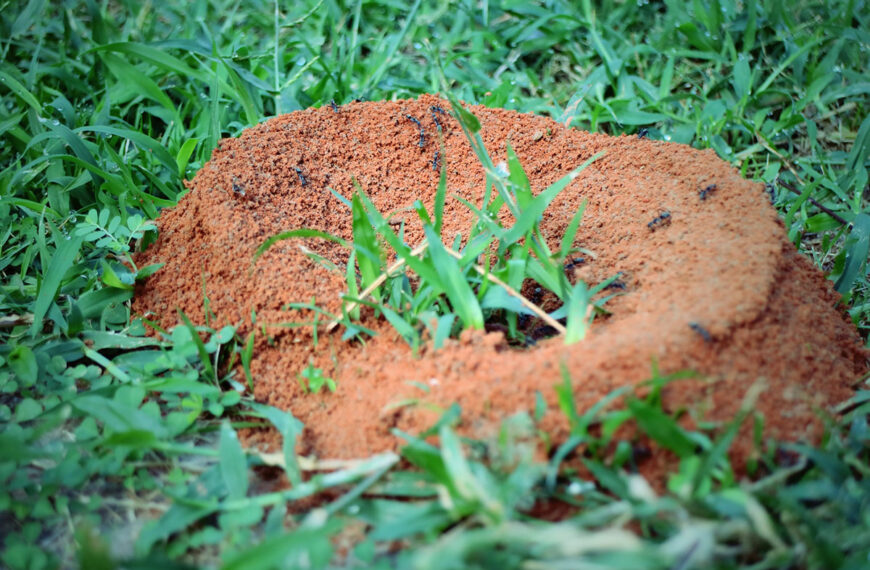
[{"xmin": 1, "ymin": 0, "xmax": 869, "ymax": 568}]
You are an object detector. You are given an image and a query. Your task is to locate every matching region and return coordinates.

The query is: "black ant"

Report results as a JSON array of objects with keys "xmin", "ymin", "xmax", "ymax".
[
  {"xmin": 293, "ymin": 167, "xmax": 308, "ymax": 187},
  {"xmin": 432, "ymin": 150, "xmax": 440, "ymax": 171},
  {"xmin": 330, "ymin": 100, "xmax": 339, "ymax": 113},
  {"xmin": 689, "ymin": 322, "xmax": 712, "ymax": 343},
  {"xmin": 405, "ymin": 114, "xmax": 426, "ymax": 147},
  {"xmin": 531, "ymin": 325, "xmax": 559, "ymax": 340},
  {"xmin": 647, "ymin": 210, "xmax": 672, "ymax": 231},
  {"xmin": 603, "ymin": 272, "xmax": 627, "ymax": 290},
  {"xmin": 764, "ymin": 183, "xmax": 775, "ymax": 203},
  {"xmin": 630, "ymin": 443, "xmax": 653, "ymax": 466},
  {"xmin": 430, "ymin": 105, "xmax": 449, "ymax": 129},
  {"xmin": 699, "ymin": 184, "xmax": 717, "ymax": 201},
  {"xmin": 637, "ymin": 128, "xmax": 649, "ymax": 139},
  {"xmin": 564, "ymin": 257, "xmax": 585, "ymax": 270},
  {"xmin": 231, "ymin": 179, "xmax": 245, "ymax": 195}
]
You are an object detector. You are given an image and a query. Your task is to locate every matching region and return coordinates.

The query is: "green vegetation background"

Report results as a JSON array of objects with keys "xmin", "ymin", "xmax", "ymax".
[{"xmin": 0, "ymin": 0, "xmax": 868, "ymax": 568}]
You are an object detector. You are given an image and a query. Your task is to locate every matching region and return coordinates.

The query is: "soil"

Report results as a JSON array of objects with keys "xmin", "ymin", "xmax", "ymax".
[{"xmin": 133, "ymin": 94, "xmax": 868, "ymax": 481}]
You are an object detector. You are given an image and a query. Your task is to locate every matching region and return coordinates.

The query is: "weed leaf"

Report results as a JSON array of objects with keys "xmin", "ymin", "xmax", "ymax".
[
  {"xmin": 627, "ymin": 398, "xmax": 695, "ymax": 458},
  {"xmin": 219, "ymin": 421, "xmax": 249, "ymax": 500},
  {"xmin": 8, "ymin": 345, "xmax": 38, "ymax": 387},
  {"xmin": 31, "ymin": 233, "xmax": 83, "ymax": 336}
]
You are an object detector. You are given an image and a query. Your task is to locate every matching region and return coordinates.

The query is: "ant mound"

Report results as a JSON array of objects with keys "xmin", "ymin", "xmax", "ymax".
[{"xmin": 134, "ymin": 94, "xmax": 867, "ymax": 476}]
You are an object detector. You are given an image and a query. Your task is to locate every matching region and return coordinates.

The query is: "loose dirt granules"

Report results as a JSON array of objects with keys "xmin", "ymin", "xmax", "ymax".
[{"xmin": 134, "ymin": 94, "xmax": 868, "ymax": 477}]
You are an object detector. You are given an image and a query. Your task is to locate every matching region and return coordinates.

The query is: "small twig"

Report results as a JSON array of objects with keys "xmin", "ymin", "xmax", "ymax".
[
  {"xmin": 0, "ymin": 314, "xmax": 33, "ymax": 328},
  {"xmin": 77, "ymin": 496, "xmax": 170, "ymax": 513},
  {"xmin": 777, "ymin": 179, "xmax": 850, "ymax": 227},
  {"xmin": 256, "ymin": 450, "xmax": 389, "ymax": 471},
  {"xmin": 818, "ymin": 101, "xmax": 856, "ymax": 122}
]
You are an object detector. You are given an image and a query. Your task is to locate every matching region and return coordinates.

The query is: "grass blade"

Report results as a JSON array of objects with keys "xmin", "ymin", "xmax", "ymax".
[
  {"xmin": 503, "ymin": 152, "xmax": 603, "ymax": 245},
  {"xmin": 0, "ymin": 70, "xmax": 42, "ymax": 113},
  {"xmin": 177, "ymin": 310, "xmax": 216, "ymax": 383},
  {"xmin": 434, "ymin": 156, "xmax": 447, "ymax": 236},
  {"xmin": 175, "ymin": 138, "xmax": 198, "ymax": 175},
  {"xmin": 559, "ymin": 199, "xmax": 588, "ymax": 261},
  {"xmin": 834, "ymin": 213, "xmax": 870, "ymax": 294},
  {"xmin": 352, "ymin": 192, "xmax": 385, "ymax": 299},
  {"xmin": 506, "ymin": 142, "xmax": 532, "ymax": 210},
  {"xmin": 381, "ymin": 305, "xmax": 420, "ymax": 348},
  {"xmin": 30, "ymin": 234, "xmax": 83, "ymax": 336}
]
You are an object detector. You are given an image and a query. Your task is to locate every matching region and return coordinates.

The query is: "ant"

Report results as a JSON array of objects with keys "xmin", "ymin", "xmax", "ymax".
[
  {"xmin": 603, "ymin": 272, "xmax": 627, "ymax": 290},
  {"xmin": 430, "ymin": 105, "xmax": 449, "ymax": 129},
  {"xmin": 231, "ymin": 178, "xmax": 245, "ymax": 195},
  {"xmin": 647, "ymin": 210, "xmax": 671, "ymax": 231},
  {"xmin": 564, "ymin": 257, "xmax": 585, "ymax": 270},
  {"xmin": 689, "ymin": 322, "xmax": 712, "ymax": 343},
  {"xmin": 432, "ymin": 150, "xmax": 440, "ymax": 171},
  {"xmin": 293, "ymin": 167, "xmax": 308, "ymax": 187},
  {"xmin": 405, "ymin": 114, "xmax": 426, "ymax": 148},
  {"xmin": 699, "ymin": 184, "xmax": 717, "ymax": 201},
  {"xmin": 764, "ymin": 183, "xmax": 775, "ymax": 203},
  {"xmin": 330, "ymin": 100, "xmax": 339, "ymax": 113},
  {"xmin": 531, "ymin": 325, "xmax": 559, "ymax": 340},
  {"xmin": 637, "ymin": 128, "xmax": 649, "ymax": 139}
]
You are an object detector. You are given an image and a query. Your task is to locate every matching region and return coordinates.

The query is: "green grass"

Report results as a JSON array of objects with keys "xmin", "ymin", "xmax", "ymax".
[{"xmin": 1, "ymin": 0, "xmax": 868, "ymax": 568}]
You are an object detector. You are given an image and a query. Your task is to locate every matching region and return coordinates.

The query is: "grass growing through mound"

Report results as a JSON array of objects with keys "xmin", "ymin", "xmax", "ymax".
[
  {"xmin": 1, "ymin": 0, "xmax": 868, "ymax": 568},
  {"xmin": 255, "ymin": 101, "xmax": 618, "ymax": 349}
]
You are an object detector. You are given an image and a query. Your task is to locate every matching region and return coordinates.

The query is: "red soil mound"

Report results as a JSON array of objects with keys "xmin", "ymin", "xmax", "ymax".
[{"xmin": 134, "ymin": 94, "xmax": 867, "ymax": 473}]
